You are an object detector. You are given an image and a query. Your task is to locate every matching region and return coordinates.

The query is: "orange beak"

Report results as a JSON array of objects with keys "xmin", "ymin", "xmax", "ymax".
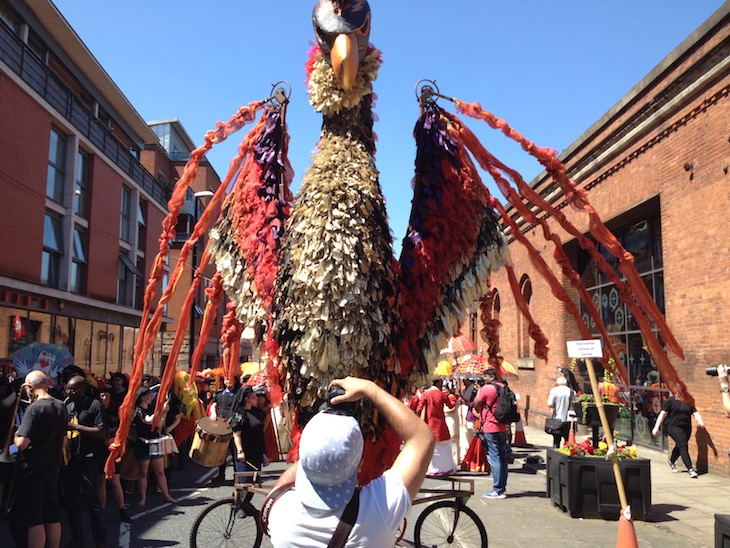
[{"xmin": 331, "ymin": 33, "xmax": 359, "ymax": 90}]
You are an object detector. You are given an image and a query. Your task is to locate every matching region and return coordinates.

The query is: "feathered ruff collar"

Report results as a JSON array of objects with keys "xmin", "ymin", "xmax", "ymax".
[{"xmin": 306, "ymin": 44, "xmax": 381, "ymax": 116}]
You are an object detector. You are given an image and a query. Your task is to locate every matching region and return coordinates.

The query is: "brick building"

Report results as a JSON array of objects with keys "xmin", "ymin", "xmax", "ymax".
[
  {"xmin": 490, "ymin": 4, "xmax": 730, "ymax": 475},
  {"xmin": 0, "ymin": 0, "xmax": 224, "ymax": 380}
]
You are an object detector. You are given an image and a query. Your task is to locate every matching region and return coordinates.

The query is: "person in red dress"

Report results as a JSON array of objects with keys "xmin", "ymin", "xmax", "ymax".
[{"xmin": 416, "ymin": 378, "xmax": 456, "ymax": 475}]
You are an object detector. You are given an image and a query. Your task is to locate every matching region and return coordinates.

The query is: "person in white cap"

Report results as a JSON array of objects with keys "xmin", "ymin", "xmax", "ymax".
[{"xmin": 266, "ymin": 376, "xmax": 435, "ymax": 547}]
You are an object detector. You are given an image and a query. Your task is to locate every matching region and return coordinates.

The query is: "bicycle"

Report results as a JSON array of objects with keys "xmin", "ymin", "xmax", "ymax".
[
  {"xmin": 191, "ymin": 471, "xmax": 487, "ymax": 548},
  {"xmin": 189, "ymin": 471, "xmax": 271, "ymax": 548},
  {"xmin": 404, "ymin": 474, "xmax": 488, "ymax": 548}
]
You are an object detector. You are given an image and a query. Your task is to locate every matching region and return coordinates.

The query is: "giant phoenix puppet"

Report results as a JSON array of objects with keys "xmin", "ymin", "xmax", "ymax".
[{"xmin": 106, "ymin": 0, "xmax": 689, "ymax": 482}]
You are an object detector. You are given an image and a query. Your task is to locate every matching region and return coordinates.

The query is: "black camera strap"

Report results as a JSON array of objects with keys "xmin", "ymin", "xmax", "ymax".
[{"xmin": 328, "ymin": 487, "xmax": 361, "ymax": 548}]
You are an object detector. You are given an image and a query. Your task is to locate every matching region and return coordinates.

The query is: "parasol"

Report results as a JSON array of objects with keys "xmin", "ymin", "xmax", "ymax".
[
  {"xmin": 246, "ymin": 369, "xmax": 271, "ymax": 391},
  {"xmin": 500, "ymin": 360, "xmax": 518, "ymax": 377},
  {"xmin": 453, "ymin": 355, "xmax": 488, "ymax": 378},
  {"xmin": 435, "ymin": 359, "xmax": 453, "ymax": 377},
  {"xmin": 441, "ymin": 335, "xmax": 477, "ymax": 355},
  {"xmin": 13, "ymin": 342, "xmax": 74, "ymax": 379},
  {"xmin": 241, "ymin": 361, "xmax": 262, "ymax": 377}
]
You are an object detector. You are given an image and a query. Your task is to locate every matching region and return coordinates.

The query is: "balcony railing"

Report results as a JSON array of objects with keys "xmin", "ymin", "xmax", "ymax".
[{"xmin": 0, "ymin": 22, "xmax": 170, "ymax": 208}]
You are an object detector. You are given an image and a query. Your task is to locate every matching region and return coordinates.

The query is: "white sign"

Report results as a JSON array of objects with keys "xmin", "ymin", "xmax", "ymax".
[{"xmin": 566, "ymin": 339, "xmax": 603, "ymax": 359}]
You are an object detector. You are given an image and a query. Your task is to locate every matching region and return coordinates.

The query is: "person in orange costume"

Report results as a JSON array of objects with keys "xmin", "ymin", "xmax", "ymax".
[{"xmin": 416, "ymin": 378, "xmax": 456, "ymax": 475}]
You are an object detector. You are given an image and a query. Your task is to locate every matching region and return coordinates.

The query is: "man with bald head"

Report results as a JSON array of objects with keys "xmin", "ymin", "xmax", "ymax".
[
  {"xmin": 63, "ymin": 374, "xmax": 108, "ymax": 548},
  {"xmin": 13, "ymin": 370, "xmax": 67, "ymax": 548}
]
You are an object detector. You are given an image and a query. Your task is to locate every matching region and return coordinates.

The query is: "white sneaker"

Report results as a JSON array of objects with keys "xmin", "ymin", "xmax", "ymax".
[{"xmin": 689, "ymin": 469, "xmax": 698, "ymax": 478}]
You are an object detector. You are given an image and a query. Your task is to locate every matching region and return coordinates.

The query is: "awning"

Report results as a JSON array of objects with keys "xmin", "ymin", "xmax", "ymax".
[{"xmin": 120, "ymin": 254, "xmax": 142, "ymax": 277}]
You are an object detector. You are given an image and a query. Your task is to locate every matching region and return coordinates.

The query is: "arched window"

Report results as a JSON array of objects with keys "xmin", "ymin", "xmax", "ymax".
[{"xmin": 518, "ymin": 275, "xmax": 532, "ymax": 358}]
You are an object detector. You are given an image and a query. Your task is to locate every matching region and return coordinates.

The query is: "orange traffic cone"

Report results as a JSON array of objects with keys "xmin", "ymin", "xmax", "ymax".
[
  {"xmin": 512, "ymin": 418, "xmax": 528, "ymax": 447},
  {"xmin": 567, "ymin": 422, "xmax": 576, "ymax": 446},
  {"xmin": 616, "ymin": 506, "xmax": 639, "ymax": 548}
]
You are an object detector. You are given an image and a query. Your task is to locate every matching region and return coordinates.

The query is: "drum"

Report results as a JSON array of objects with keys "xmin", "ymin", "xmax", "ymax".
[
  {"xmin": 119, "ymin": 444, "xmax": 139, "ymax": 481},
  {"xmin": 189, "ymin": 417, "xmax": 232, "ymax": 467},
  {"xmin": 148, "ymin": 434, "xmax": 175, "ymax": 458}
]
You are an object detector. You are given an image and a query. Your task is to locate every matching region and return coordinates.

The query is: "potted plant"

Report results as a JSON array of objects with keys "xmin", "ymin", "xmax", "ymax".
[
  {"xmin": 546, "ymin": 439, "xmax": 652, "ymax": 520},
  {"xmin": 572, "ymin": 392, "xmax": 621, "ymax": 427}
]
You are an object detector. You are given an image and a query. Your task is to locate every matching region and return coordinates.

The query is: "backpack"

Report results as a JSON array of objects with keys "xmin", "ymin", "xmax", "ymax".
[{"xmin": 487, "ymin": 380, "xmax": 520, "ymax": 425}]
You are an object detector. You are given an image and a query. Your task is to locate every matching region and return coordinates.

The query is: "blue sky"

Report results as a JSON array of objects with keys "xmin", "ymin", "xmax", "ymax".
[{"xmin": 52, "ymin": 1, "xmax": 725, "ymax": 250}]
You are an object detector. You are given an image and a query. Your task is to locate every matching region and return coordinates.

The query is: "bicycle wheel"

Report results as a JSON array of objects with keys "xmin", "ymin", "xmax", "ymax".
[
  {"xmin": 414, "ymin": 500, "xmax": 487, "ymax": 548},
  {"xmin": 190, "ymin": 497, "xmax": 262, "ymax": 548}
]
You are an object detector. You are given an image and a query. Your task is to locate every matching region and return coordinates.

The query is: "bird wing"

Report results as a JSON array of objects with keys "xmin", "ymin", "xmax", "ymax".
[
  {"xmin": 398, "ymin": 104, "xmax": 508, "ymax": 378},
  {"xmin": 209, "ymin": 107, "xmax": 294, "ymax": 342}
]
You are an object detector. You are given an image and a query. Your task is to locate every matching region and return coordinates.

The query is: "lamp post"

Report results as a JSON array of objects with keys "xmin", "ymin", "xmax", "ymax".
[{"xmin": 190, "ymin": 190, "xmax": 214, "ymax": 369}]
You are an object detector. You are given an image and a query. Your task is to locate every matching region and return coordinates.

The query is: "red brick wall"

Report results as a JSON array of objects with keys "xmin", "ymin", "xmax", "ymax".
[
  {"xmin": 86, "ymin": 157, "xmax": 122, "ymax": 301},
  {"xmin": 0, "ymin": 76, "xmax": 51, "ymax": 282},
  {"xmin": 491, "ymin": 33, "xmax": 730, "ymax": 474}
]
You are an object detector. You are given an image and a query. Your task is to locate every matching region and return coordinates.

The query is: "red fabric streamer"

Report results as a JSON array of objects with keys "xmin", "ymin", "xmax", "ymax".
[
  {"xmin": 104, "ymin": 101, "xmax": 264, "ymax": 479},
  {"xmin": 455, "ymin": 100, "xmax": 683, "ymax": 361},
  {"xmin": 187, "ymin": 272, "xmax": 225, "ymax": 390},
  {"xmin": 453, "ymin": 101, "xmax": 685, "ymax": 394},
  {"xmin": 479, "ymin": 288, "xmax": 503, "ymax": 369}
]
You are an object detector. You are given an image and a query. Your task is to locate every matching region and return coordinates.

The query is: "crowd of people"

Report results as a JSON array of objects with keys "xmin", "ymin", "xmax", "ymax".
[
  {"xmin": 0, "ymin": 364, "xmax": 278, "ymax": 548},
  {"xmin": 407, "ymin": 368, "xmax": 515, "ymax": 498},
  {"xmin": 3, "ymin": 359, "xmax": 729, "ymax": 548}
]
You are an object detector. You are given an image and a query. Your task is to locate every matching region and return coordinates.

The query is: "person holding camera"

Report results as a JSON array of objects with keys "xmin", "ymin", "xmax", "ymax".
[
  {"xmin": 715, "ymin": 365, "xmax": 730, "ymax": 417},
  {"xmin": 651, "ymin": 390, "xmax": 704, "ymax": 478},
  {"xmin": 265, "ymin": 377, "xmax": 435, "ymax": 547}
]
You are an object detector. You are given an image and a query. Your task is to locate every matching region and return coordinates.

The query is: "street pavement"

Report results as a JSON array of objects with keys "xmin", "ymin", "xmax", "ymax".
[{"xmin": 1, "ymin": 424, "xmax": 727, "ymax": 547}]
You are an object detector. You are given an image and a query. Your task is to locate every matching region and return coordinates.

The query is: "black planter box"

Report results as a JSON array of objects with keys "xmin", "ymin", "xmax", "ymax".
[
  {"xmin": 573, "ymin": 402, "xmax": 620, "ymax": 427},
  {"xmin": 546, "ymin": 449, "xmax": 652, "ymax": 520}
]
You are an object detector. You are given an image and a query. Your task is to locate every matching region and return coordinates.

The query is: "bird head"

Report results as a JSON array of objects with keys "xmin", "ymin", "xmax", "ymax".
[{"xmin": 312, "ymin": 0, "xmax": 371, "ymax": 90}]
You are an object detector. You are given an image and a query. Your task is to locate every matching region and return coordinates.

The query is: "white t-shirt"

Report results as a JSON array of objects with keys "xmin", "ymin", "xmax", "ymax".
[
  {"xmin": 268, "ymin": 469, "xmax": 412, "ymax": 547},
  {"xmin": 547, "ymin": 385, "xmax": 575, "ymax": 421}
]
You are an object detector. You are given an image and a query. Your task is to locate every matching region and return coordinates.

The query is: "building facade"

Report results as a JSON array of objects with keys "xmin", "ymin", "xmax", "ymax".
[
  {"xmin": 491, "ymin": 5, "xmax": 730, "ymax": 474},
  {"xmin": 0, "ymin": 0, "xmax": 224, "ymax": 380}
]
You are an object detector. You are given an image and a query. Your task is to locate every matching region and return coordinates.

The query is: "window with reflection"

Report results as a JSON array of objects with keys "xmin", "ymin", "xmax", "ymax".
[
  {"xmin": 122, "ymin": 326, "xmax": 136, "ymax": 371},
  {"xmin": 3, "ymin": 309, "xmax": 33, "ymax": 356},
  {"xmin": 27, "ymin": 311, "xmax": 51, "ymax": 343},
  {"xmin": 42, "ymin": 212, "xmax": 64, "ymax": 288},
  {"xmin": 138, "ymin": 200, "xmax": 147, "ymax": 251},
  {"xmin": 0, "ymin": 2, "xmax": 20, "ymax": 34},
  {"xmin": 71, "ymin": 226, "xmax": 87, "ymax": 294},
  {"xmin": 91, "ymin": 322, "xmax": 107, "ymax": 377},
  {"xmin": 105, "ymin": 325, "xmax": 121, "ymax": 375},
  {"xmin": 120, "ymin": 186, "xmax": 132, "ymax": 243},
  {"xmin": 74, "ymin": 150, "xmax": 89, "ymax": 217},
  {"xmin": 46, "ymin": 128, "xmax": 66, "ymax": 203},
  {"xmin": 74, "ymin": 319, "xmax": 92, "ymax": 370},
  {"xmin": 54, "ymin": 316, "xmax": 72, "ymax": 349},
  {"xmin": 572, "ymin": 202, "xmax": 665, "ymax": 447}
]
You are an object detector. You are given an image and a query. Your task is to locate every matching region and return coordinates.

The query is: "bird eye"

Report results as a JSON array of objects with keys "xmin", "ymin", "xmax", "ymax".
[{"xmin": 358, "ymin": 14, "xmax": 370, "ymax": 36}]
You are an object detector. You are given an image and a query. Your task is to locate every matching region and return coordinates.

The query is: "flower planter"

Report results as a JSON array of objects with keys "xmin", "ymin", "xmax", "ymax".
[
  {"xmin": 573, "ymin": 402, "xmax": 620, "ymax": 428},
  {"xmin": 546, "ymin": 449, "xmax": 652, "ymax": 520}
]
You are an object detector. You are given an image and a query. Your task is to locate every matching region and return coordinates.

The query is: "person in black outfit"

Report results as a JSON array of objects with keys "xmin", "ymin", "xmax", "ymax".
[
  {"xmin": 209, "ymin": 376, "xmax": 242, "ymax": 483},
  {"xmin": 97, "ymin": 387, "xmax": 129, "ymax": 522},
  {"xmin": 62, "ymin": 375, "xmax": 108, "ymax": 548},
  {"xmin": 12, "ymin": 370, "xmax": 67, "ymax": 548},
  {"xmin": 652, "ymin": 392, "xmax": 705, "ymax": 478},
  {"xmin": 133, "ymin": 386, "xmax": 176, "ymax": 506},
  {"xmin": 231, "ymin": 386, "xmax": 267, "ymax": 472},
  {"xmin": 0, "ymin": 374, "xmax": 16, "ymax": 513},
  {"xmin": 108, "ymin": 372, "xmax": 129, "ymax": 410}
]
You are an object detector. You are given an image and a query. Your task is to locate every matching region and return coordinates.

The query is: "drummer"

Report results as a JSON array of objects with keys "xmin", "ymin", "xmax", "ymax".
[
  {"xmin": 132, "ymin": 387, "xmax": 177, "ymax": 506},
  {"xmin": 208, "ymin": 376, "xmax": 243, "ymax": 485},
  {"xmin": 230, "ymin": 386, "xmax": 267, "ymax": 472}
]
